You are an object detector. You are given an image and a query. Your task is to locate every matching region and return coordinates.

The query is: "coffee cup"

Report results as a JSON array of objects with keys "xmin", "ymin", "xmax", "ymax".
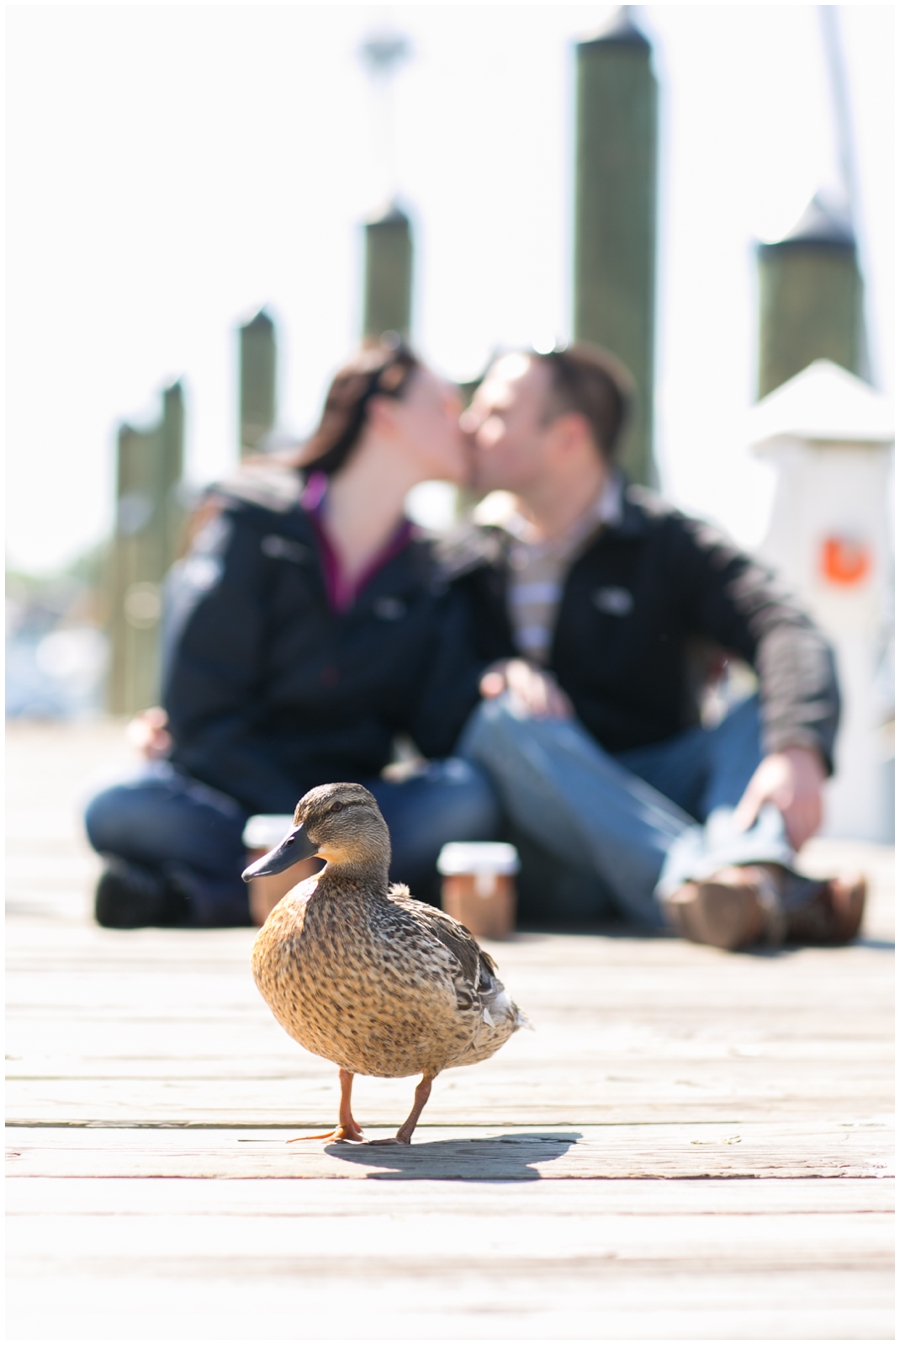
[
  {"xmin": 243, "ymin": 814, "xmax": 308, "ymax": 924},
  {"xmin": 437, "ymin": 841, "xmax": 521, "ymax": 940}
]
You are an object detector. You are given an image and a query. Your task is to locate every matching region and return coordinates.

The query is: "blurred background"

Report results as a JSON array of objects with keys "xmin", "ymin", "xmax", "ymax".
[{"xmin": 5, "ymin": 4, "xmax": 894, "ymax": 836}]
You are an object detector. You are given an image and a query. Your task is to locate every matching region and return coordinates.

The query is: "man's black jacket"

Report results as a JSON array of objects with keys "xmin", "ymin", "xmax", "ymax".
[
  {"xmin": 441, "ymin": 485, "xmax": 840, "ymax": 771},
  {"xmin": 162, "ymin": 466, "xmax": 484, "ymax": 814}
]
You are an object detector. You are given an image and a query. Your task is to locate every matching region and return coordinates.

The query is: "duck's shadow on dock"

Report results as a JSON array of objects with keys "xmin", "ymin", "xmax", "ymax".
[{"xmin": 324, "ymin": 1131, "xmax": 582, "ymax": 1181}]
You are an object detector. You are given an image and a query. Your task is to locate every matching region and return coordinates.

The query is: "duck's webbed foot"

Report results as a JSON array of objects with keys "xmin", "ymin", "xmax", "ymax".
[
  {"xmin": 287, "ymin": 1068, "xmax": 365, "ymax": 1144},
  {"xmin": 287, "ymin": 1120, "xmax": 365, "ymax": 1144},
  {"xmin": 367, "ymin": 1073, "xmax": 433, "ymax": 1147}
]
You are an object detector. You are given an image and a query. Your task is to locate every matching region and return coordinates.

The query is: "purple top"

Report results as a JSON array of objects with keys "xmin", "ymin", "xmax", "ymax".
[{"xmin": 301, "ymin": 472, "xmax": 414, "ymax": 614}]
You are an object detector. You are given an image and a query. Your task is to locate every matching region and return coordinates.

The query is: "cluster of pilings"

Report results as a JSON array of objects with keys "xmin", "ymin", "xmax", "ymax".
[
  {"xmin": 106, "ymin": 6, "xmax": 867, "ymax": 716},
  {"xmin": 107, "ymin": 385, "xmax": 184, "ymax": 714},
  {"xmin": 106, "ymin": 312, "xmax": 280, "ymax": 715}
]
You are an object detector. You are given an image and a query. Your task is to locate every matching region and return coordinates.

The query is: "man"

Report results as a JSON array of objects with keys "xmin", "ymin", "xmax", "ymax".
[{"xmin": 452, "ymin": 344, "xmax": 865, "ymax": 950}]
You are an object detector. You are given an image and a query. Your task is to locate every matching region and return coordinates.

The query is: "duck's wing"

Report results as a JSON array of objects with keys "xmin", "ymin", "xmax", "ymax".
[{"xmin": 388, "ymin": 886, "xmax": 526, "ymax": 1030}]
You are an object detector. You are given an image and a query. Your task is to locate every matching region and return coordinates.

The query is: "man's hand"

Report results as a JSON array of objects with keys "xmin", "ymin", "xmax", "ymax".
[
  {"xmin": 733, "ymin": 745, "xmax": 826, "ymax": 851},
  {"xmin": 480, "ymin": 658, "xmax": 573, "ymax": 720},
  {"xmin": 127, "ymin": 707, "xmax": 173, "ymax": 760}
]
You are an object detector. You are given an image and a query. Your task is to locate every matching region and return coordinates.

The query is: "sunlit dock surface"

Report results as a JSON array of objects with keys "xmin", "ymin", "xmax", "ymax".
[{"xmin": 6, "ymin": 720, "xmax": 894, "ymax": 1340}]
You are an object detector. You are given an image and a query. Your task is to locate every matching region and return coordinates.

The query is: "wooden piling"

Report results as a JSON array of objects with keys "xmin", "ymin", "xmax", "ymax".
[
  {"xmin": 160, "ymin": 381, "xmax": 185, "ymax": 574},
  {"xmin": 239, "ymin": 310, "xmax": 277, "ymax": 457},
  {"xmin": 757, "ymin": 195, "xmax": 864, "ymax": 397},
  {"xmin": 574, "ymin": 7, "xmax": 658, "ymax": 487},
  {"xmin": 363, "ymin": 204, "xmax": 413, "ymax": 341}
]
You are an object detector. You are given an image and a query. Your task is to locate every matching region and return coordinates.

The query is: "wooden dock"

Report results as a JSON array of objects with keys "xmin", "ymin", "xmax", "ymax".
[{"xmin": 6, "ymin": 721, "xmax": 894, "ymax": 1340}]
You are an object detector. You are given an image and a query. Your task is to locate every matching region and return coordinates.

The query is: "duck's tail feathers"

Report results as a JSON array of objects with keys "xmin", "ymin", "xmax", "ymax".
[{"xmin": 480, "ymin": 983, "xmax": 530, "ymax": 1031}]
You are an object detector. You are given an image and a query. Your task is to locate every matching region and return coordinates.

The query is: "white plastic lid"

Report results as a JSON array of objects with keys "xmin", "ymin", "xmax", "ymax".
[
  {"xmin": 437, "ymin": 841, "xmax": 520, "ymax": 876},
  {"xmin": 243, "ymin": 814, "xmax": 295, "ymax": 850}
]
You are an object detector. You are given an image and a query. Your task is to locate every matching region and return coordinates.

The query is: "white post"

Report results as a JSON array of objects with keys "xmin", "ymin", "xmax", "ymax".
[{"xmin": 749, "ymin": 360, "xmax": 894, "ymax": 842}]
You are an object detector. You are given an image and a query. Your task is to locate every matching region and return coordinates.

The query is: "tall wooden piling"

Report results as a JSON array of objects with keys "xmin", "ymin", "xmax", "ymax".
[
  {"xmin": 107, "ymin": 382, "xmax": 185, "ymax": 715},
  {"xmin": 363, "ymin": 204, "xmax": 413, "ymax": 341},
  {"xmin": 239, "ymin": 309, "xmax": 277, "ymax": 457},
  {"xmin": 757, "ymin": 195, "xmax": 864, "ymax": 397},
  {"xmin": 160, "ymin": 382, "xmax": 185, "ymax": 572},
  {"xmin": 574, "ymin": 7, "xmax": 657, "ymax": 486}
]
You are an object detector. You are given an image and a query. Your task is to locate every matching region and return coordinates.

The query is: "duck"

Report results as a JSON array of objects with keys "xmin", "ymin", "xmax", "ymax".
[{"xmin": 245, "ymin": 781, "xmax": 527, "ymax": 1145}]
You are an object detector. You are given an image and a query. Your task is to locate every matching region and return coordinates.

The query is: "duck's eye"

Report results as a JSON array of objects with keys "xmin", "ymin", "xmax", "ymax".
[{"xmin": 330, "ymin": 802, "xmax": 344, "ymax": 815}]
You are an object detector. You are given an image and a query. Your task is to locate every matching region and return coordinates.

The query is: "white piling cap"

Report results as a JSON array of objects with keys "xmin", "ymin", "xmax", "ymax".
[
  {"xmin": 437, "ymin": 842, "xmax": 521, "ymax": 876},
  {"xmin": 243, "ymin": 815, "xmax": 294, "ymax": 850},
  {"xmin": 748, "ymin": 360, "xmax": 894, "ymax": 450}
]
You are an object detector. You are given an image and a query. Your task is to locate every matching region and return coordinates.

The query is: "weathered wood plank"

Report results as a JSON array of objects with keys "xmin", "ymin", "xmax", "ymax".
[
  {"xmin": 7, "ymin": 1174, "xmax": 894, "ymax": 1214},
  {"xmin": 6, "ymin": 1121, "xmax": 893, "ymax": 1179},
  {"xmin": 7, "ymin": 1269, "xmax": 893, "ymax": 1342},
  {"xmin": 6, "ymin": 1179, "xmax": 894, "ymax": 1341},
  {"xmin": 5, "ymin": 1075, "xmax": 893, "ymax": 1127}
]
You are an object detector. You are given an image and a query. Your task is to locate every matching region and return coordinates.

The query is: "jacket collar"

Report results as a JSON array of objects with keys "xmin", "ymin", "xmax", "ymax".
[
  {"xmin": 438, "ymin": 479, "xmax": 657, "ymax": 580},
  {"xmin": 614, "ymin": 485, "xmax": 657, "ymax": 538},
  {"xmin": 474, "ymin": 473, "xmax": 624, "ymax": 547}
]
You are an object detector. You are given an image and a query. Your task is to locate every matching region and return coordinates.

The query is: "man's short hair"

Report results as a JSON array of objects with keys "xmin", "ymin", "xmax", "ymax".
[{"xmin": 533, "ymin": 343, "xmax": 634, "ymax": 463}]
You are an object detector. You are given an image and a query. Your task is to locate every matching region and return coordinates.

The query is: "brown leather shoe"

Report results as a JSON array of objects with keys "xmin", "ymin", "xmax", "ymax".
[
  {"xmin": 663, "ymin": 865, "xmax": 784, "ymax": 950},
  {"xmin": 784, "ymin": 874, "xmax": 867, "ymax": 945},
  {"xmin": 663, "ymin": 865, "xmax": 867, "ymax": 951}
]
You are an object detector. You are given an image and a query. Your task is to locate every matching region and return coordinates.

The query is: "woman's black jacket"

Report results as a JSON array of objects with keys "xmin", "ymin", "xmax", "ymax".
[{"xmin": 162, "ymin": 464, "xmax": 484, "ymax": 814}]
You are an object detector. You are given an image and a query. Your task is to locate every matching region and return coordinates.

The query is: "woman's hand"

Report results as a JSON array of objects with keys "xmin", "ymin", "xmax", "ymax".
[
  {"xmin": 127, "ymin": 707, "xmax": 173, "ymax": 760},
  {"xmin": 480, "ymin": 658, "xmax": 573, "ymax": 720},
  {"xmin": 733, "ymin": 745, "xmax": 826, "ymax": 851}
]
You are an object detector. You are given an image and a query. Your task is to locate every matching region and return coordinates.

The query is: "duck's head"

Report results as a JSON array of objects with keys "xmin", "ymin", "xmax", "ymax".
[{"xmin": 242, "ymin": 782, "xmax": 390, "ymax": 883}]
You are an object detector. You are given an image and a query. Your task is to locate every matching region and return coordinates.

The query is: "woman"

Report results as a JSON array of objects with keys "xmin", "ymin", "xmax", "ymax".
[{"xmin": 85, "ymin": 340, "xmax": 499, "ymax": 928}]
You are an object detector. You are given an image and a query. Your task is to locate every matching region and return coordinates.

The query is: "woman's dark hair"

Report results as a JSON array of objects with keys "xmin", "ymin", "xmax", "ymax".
[
  {"xmin": 289, "ymin": 337, "xmax": 420, "ymax": 478},
  {"xmin": 533, "ymin": 343, "xmax": 635, "ymax": 463}
]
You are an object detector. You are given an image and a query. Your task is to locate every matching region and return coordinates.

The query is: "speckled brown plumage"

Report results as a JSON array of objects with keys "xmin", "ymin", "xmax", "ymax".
[{"xmin": 249, "ymin": 782, "xmax": 526, "ymax": 1142}]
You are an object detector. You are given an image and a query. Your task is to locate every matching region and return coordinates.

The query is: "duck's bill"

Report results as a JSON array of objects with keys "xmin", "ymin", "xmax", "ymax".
[{"xmin": 242, "ymin": 824, "xmax": 318, "ymax": 881}]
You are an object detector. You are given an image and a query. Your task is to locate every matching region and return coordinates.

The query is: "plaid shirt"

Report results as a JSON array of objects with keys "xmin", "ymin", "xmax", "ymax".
[{"xmin": 476, "ymin": 477, "xmax": 623, "ymax": 665}]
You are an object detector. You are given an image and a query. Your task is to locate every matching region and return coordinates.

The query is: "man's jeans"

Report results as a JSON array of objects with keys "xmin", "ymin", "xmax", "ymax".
[
  {"xmin": 84, "ymin": 758, "xmax": 501, "ymax": 926},
  {"xmin": 460, "ymin": 694, "xmax": 795, "ymax": 928}
]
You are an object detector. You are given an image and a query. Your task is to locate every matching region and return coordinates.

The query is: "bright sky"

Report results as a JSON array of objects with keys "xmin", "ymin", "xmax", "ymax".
[{"xmin": 6, "ymin": 3, "xmax": 895, "ymax": 574}]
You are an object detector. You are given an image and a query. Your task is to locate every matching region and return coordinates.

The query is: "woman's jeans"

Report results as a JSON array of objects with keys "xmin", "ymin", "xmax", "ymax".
[
  {"xmin": 84, "ymin": 758, "xmax": 501, "ymax": 927},
  {"xmin": 459, "ymin": 694, "xmax": 796, "ymax": 928}
]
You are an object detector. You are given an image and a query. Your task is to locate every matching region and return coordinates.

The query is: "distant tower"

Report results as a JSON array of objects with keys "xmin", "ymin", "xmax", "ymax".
[
  {"xmin": 239, "ymin": 309, "xmax": 277, "ymax": 457},
  {"xmin": 574, "ymin": 7, "xmax": 658, "ymax": 486},
  {"xmin": 756, "ymin": 196, "xmax": 864, "ymax": 398},
  {"xmin": 358, "ymin": 26, "xmax": 414, "ymax": 341}
]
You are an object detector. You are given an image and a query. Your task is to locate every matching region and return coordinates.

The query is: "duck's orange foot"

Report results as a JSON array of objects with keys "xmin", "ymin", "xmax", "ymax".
[
  {"xmin": 366, "ymin": 1135, "xmax": 411, "ymax": 1146},
  {"xmin": 287, "ymin": 1120, "xmax": 365, "ymax": 1144}
]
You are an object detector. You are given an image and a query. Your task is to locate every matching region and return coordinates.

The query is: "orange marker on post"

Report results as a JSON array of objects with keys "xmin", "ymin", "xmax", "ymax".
[{"xmin": 820, "ymin": 535, "xmax": 872, "ymax": 586}]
